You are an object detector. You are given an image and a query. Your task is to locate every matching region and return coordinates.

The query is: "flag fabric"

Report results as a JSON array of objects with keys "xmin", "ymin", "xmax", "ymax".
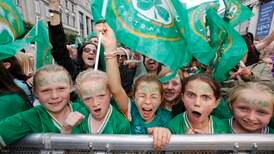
[
  {"xmin": 206, "ymin": 8, "xmax": 248, "ymax": 82},
  {"xmin": 223, "ymin": 0, "xmax": 254, "ymax": 27},
  {"xmin": 0, "ymin": 39, "xmax": 28, "ymax": 60},
  {"xmin": 0, "ymin": 0, "xmax": 24, "ymax": 44},
  {"xmin": 91, "ymin": 0, "xmax": 191, "ymax": 81},
  {"xmin": 25, "ymin": 20, "xmax": 53, "ymax": 69},
  {"xmin": 0, "ymin": 0, "xmax": 26, "ymax": 61},
  {"xmin": 185, "ymin": 0, "xmax": 220, "ymax": 65}
]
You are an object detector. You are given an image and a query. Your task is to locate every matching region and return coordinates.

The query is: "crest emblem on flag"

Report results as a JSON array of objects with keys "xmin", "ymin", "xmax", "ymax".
[
  {"xmin": 111, "ymin": 0, "xmax": 181, "ymax": 41},
  {"xmin": 224, "ymin": 3, "xmax": 238, "ymax": 19},
  {"xmin": 132, "ymin": 0, "xmax": 172, "ymax": 24}
]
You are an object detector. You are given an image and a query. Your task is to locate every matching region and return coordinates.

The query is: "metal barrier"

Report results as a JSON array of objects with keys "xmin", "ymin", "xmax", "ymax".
[{"xmin": 1, "ymin": 134, "xmax": 274, "ymax": 153}]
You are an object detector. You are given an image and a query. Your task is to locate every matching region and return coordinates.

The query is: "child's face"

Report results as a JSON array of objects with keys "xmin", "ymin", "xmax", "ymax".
[
  {"xmin": 134, "ymin": 81, "xmax": 162, "ymax": 123},
  {"xmin": 232, "ymin": 90, "xmax": 273, "ymax": 133},
  {"xmin": 182, "ymin": 80, "xmax": 218, "ymax": 124},
  {"xmin": 80, "ymin": 79, "xmax": 111, "ymax": 121},
  {"xmin": 35, "ymin": 71, "xmax": 71, "ymax": 115},
  {"xmin": 162, "ymin": 74, "xmax": 182, "ymax": 102}
]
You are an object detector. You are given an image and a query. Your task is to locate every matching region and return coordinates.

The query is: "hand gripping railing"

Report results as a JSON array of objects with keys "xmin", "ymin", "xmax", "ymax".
[{"xmin": 2, "ymin": 134, "xmax": 274, "ymax": 153}]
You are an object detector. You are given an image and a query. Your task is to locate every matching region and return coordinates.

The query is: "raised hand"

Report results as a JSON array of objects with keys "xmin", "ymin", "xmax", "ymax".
[{"xmin": 62, "ymin": 112, "xmax": 85, "ymax": 134}]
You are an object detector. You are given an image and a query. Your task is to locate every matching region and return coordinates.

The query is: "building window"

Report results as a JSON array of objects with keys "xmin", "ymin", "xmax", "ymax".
[
  {"xmin": 86, "ymin": 16, "xmax": 90, "ymax": 34},
  {"xmin": 34, "ymin": 1, "xmax": 40, "ymax": 14},
  {"xmin": 65, "ymin": 0, "xmax": 68, "ymax": 9},
  {"xmin": 15, "ymin": 0, "xmax": 21, "ymax": 6},
  {"xmin": 72, "ymin": 16, "xmax": 75, "ymax": 27},
  {"xmin": 62, "ymin": 13, "xmax": 66, "ymax": 24},
  {"xmin": 45, "ymin": 6, "xmax": 49, "ymax": 17},
  {"xmin": 79, "ymin": 12, "xmax": 84, "ymax": 36},
  {"xmin": 72, "ymin": 4, "xmax": 75, "ymax": 13},
  {"xmin": 67, "ymin": 14, "xmax": 70, "ymax": 26}
]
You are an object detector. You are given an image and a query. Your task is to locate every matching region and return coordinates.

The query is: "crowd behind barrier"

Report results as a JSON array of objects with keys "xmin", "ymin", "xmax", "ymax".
[{"xmin": 1, "ymin": 134, "xmax": 274, "ymax": 154}]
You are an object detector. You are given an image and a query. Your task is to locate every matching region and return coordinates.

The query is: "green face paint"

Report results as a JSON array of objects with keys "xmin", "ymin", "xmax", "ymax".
[
  {"xmin": 80, "ymin": 81, "xmax": 108, "ymax": 98},
  {"xmin": 137, "ymin": 83, "xmax": 160, "ymax": 94},
  {"xmin": 37, "ymin": 74, "xmax": 70, "ymax": 87},
  {"xmin": 240, "ymin": 97, "xmax": 271, "ymax": 108}
]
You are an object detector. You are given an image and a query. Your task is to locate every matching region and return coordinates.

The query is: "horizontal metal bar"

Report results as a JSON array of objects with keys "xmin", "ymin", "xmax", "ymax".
[{"xmin": 7, "ymin": 134, "xmax": 274, "ymax": 151}]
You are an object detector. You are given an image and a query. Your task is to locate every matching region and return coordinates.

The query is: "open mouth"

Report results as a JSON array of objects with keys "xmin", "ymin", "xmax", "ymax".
[
  {"xmin": 191, "ymin": 111, "xmax": 202, "ymax": 118},
  {"xmin": 94, "ymin": 108, "xmax": 101, "ymax": 113},
  {"xmin": 87, "ymin": 57, "xmax": 94, "ymax": 61}
]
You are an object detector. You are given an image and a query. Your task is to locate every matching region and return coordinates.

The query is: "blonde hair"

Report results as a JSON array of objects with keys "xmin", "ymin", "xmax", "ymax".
[
  {"xmin": 75, "ymin": 69, "xmax": 108, "ymax": 96},
  {"xmin": 228, "ymin": 82, "xmax": 274, "ymax": 109},
  {"xmin": 33, "ymin": 64, "xmax": 72, "ymax": 93},
  {"xmin": 15, "ymin": 52, "xmax": 33, "ymax": 77}
]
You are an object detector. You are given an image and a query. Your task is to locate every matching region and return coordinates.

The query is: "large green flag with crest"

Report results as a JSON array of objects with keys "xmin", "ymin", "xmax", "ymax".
[
  {"xmin": 91, "ymin": 0, "xmax": 191, "ymax": 79},
  {"xmin": 25, "ymin": 20, "xmax": 53, "ymax": 70},
  {"xmin": 0, "ymin": 0, "xmax": 24, "ymax": 44},
  {"xmin": 206, "ymin": 8, "xmax": 247, "ymax": 82},
  {"xmin": 223, "ymin": 0, "xmax": 254, "ymax": 27},
  {"xmin": 185, "ymin": 1, "xmax": 219, "ymax": 65}
]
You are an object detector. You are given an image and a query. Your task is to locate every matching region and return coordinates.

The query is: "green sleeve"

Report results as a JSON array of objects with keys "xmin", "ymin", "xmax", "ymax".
[
  {"xmin": 0, "ymin": 110, "xmax": 42, "ymax": 145},
  {"xmin": 167, "ymin": 114, "xmax": 185, "ymax": 134},
  {"xmin": 0, "ymin": 93, "xmax": 31, "ymax": 121}
]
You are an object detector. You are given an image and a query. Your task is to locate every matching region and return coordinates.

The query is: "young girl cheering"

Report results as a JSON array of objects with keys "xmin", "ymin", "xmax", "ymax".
[
  {"xmin": 75, "ymin": 69, "xmax": 131, "ymax": 134},
  {"xmin": 168, "ymin": 73, "xmax": 230, "ymax": 134},
  {"xmin": 227, "ymin": 82, "xmax": 274, "ymax": 134}
]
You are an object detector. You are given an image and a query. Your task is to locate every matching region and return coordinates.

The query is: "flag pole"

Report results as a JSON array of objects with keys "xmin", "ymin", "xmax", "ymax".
[
  {"xmin": 34, "ymin": 16, "xmax": 39, "ymax": 72},
  {"xmin": 94, "ymin": 0, "xmax": 108, "ymax": 70}
]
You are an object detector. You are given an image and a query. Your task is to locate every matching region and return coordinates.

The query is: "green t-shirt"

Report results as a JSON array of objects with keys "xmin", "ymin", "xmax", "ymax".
[
  {"xmin": 211, "ymin": 98, "xmax": 232, "ymax": 119},
  {"xmin": 168, "ymin": 112, "xmax": 230, "ymax": 134},
  {"xmin": 130, "ymin": 100, "xmax": 171, "ymax": 134},
  {"xmin": 80, "ymin": 105, "xmax": 131, "ymax": 134},
  {"xmin": 0, "ymin": 103, "xmax": 83, "ymax": 146},
  {"xmin": 0, "ymin": 92, "xmax": 31, "ymax": 121},
  {"xmin": 226, "ymin": 118, "xmax": 274, "ymax": 134}
]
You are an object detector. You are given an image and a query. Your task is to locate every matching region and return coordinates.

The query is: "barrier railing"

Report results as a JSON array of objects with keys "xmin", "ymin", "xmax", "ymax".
[{"xmin": 1, "ymin": 134, "xmax": 274, "ymax": 153}]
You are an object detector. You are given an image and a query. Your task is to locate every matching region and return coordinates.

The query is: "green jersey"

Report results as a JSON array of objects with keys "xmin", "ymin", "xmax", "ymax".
[
  {"xmin": 80, "ymin": 105, "xmax": 131, "ymax": 134},
  {"xmin": 0, "ymin": 92, "xmax": 31, "ymax": 121},
  {"xmin": 227, "ymin": 118, "xmax": 274, "ymax": 134},
  {"xmin": 130, "ymin": 100, "xmax": 171, "ymax": 134},
  {"xmin": 168, "ymin": 112, "xmax": 230, "ymax": 134},
  {"xmin": 0, "ymin": 103, "xmax": 83, "ymax": 146}
]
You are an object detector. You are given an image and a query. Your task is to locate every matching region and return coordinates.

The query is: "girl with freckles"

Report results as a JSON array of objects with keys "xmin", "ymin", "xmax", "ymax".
[
  {"xmin": 168, "ymin": 73, "xmax": 230, "ymax": 134},
  {"xmin": 0, "ymin": 65, "xmax": 84, "ymax": 146},
  {"xmin": 227, "ymin": 82, "xmax": 274, "ymax": 134}
]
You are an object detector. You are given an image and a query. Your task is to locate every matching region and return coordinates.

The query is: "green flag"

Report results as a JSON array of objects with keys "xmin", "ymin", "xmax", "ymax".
[
  {"xmin": 0, "ymin": 39, "xmax": 28, "ymax": 60},
  {"xmin": 0, "ymin": 0, "xmax": 27, "ymax": 61},
  {"xmin": 0, "ymin": 0, "xmax": 24, "ymax": 44},
  {"xmin": 25, "ymin": 20, "xmax": 53, "ymax": 69},
  {"xmin": 223, "ymin": 0, "xmax": 254, "ymax": 27},
  {"xmin": 206, "ymin": 8, "xmax": 247, "ymax": 82},
  {"xmin": 185, "ymin": 1, "xmax": 219, "ymax": 65},
  {"xmin": 91, "ymin": 0, "xmax": 191, "ymax": 79}
]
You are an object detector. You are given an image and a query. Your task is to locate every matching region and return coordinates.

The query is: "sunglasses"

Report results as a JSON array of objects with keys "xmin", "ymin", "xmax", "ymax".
[{"xmin": 83, "ymin": 48, "xmax": 96, "ymax": 54}]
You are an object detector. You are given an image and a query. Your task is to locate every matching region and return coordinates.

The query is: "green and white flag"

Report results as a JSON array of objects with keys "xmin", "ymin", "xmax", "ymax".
[
  {"xmin": 0, "ymin": 0, "xmax": 24, "ymax": 44},
  {"xmin": 186, "ymin": 1, "xmax": 219, "ymax": 65},
  {"xmin": 25, "ymin": 20, "xmax": 53, "ymax": 69},
  {"xmin": 0, "ymin": 0, "xmax": 27, "ymax": 61},
  {"xmin": 223, "ymin": 0, "xmax": 254, "ymax": 27},
  {"xmin": 206, "ymin": 8, "xmax": 247, "ymax": 82},
  {"xmin": 91, "ymin": 0, "xmax": 191, "ymax": 80}
]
